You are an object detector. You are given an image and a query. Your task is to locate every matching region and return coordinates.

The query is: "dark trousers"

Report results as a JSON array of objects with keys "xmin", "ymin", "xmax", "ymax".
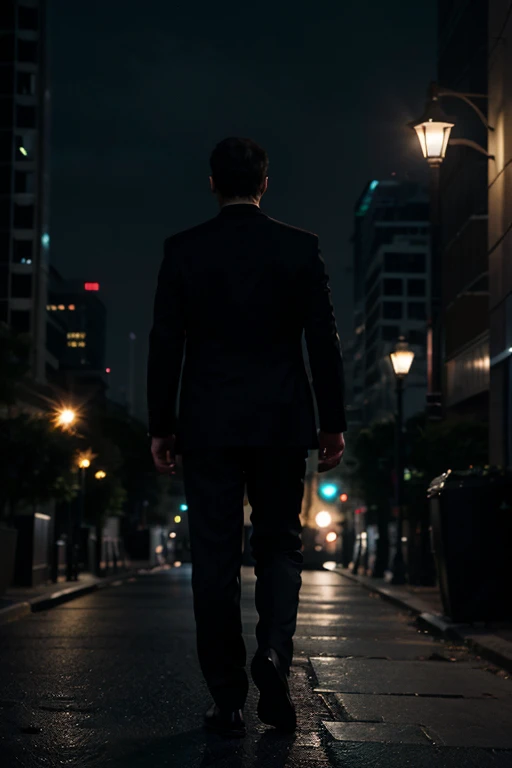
[{"xmin": 182, "ymin": 446, "xmax": 308, "ymax": 711}]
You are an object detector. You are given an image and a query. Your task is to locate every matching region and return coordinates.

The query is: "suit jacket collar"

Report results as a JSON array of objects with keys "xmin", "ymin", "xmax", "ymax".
[{"xmin": 218, "ymin": 204, "xmax": 266, "ymax": 218}]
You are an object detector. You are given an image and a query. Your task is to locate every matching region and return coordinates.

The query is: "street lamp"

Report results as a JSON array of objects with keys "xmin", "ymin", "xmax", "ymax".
[
  {"xmin": 389, "ymin": 337, "xmax": 415, "ymax": 585},
  {"xmin": 411, "ymin": 95, "xmax": 454, "ymax": 166},
  {"xmin": 410, "ymin": 82, "xmax": 493, "ymax": 421},
  {"xmin": 316, "ymin": 511, "xmax": 332, "ymax": 528},
  {"xmin": 95, "ymin": 470, "xmax": 107, "ymax": 480},
  {"xmin": 69, "ymin": 450, "xmax": 96, "ymax": 581},
  {"xmin": 56, "ymin": 408, "xmax": 77, "ymax": 428}
]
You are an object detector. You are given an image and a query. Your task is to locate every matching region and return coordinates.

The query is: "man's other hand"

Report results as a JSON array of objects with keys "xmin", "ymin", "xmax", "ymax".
[
  {"xmin": 151, "ymin": 435, "xmax": 177, "ymax": 474},
  {"xmin": 318, "ymin": 431, "xmax": 345, "ymax": 473}
]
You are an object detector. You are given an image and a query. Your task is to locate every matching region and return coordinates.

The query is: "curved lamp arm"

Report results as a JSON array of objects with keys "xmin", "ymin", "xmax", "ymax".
[
  {"xmin": 448, "ymin": 138, "xmax": 495, "ymax": 159},
  {"xmin": 438, "ymin": 87, "xmax": 494, "ymax": 131}
]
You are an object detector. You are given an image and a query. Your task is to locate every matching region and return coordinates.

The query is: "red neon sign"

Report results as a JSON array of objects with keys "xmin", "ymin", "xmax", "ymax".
[{"xmin": 84, "ymin": 282, "xmax": 100, "ymax": 291}]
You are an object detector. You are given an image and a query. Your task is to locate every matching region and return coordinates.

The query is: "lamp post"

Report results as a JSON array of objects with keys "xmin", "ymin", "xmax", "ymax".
[
  {"xmin": 71, "ymin": 450, "xmax": 96, "ymax": 580},
  {"xmin": 389, "ymin": 337, "xmax": 415, "ymax": 585},
  {"xmin": 52, "ymin": 407, "xmax": 77, "ymax": 582},
  {"xmin": 410, "ymin": 82, "xmax": 493, "ymax": 421}
]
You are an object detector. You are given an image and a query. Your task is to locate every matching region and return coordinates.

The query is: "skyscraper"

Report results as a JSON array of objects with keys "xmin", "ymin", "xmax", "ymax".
[
  {"xmin": 0, "ymin": 0, "xmax": 50, "ymax": 382},
  {"xmin": 351, "ymin": 177, "xmax": 431, "ymax": 426}
]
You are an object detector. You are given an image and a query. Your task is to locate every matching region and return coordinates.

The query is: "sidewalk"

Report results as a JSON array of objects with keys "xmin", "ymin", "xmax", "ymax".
[
  {"xmin": 336, "ymin": 566, "xmax": 512, "ymax": 675},
  {"xmin": 0, "ymin": 565, "xmax": 145, "ymax": 625}
]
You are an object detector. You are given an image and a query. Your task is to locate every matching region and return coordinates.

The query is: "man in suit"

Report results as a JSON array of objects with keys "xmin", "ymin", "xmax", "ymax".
[{"xmin": 147, "ymin": 137, "xmax": 347, "ymax": 737}]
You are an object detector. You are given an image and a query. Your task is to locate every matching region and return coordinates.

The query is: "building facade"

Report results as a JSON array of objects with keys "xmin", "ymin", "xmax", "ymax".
[
  {"xmin": 437, "ymin": 0, "xmax": 490, "ymax": 420},
  {"xmin": 0, "ymin": 0, "xmax": 50, "ymax": 382},
  {"xmin": 351, "ymin": 178, "xmax": 431, "ymax": 426},
  {"xmin": 46, "ymin": 269, "xmax": 108, "ymax": 404},
  {"xmin": 488, "ymin": 0, "xmax": 512, "ymax": 465}
]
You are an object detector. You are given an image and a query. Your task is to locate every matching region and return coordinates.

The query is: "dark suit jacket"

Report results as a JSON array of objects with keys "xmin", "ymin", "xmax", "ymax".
[{"xmin": 147, "ymin": 203, "xmax": 347, "ymax": 452}]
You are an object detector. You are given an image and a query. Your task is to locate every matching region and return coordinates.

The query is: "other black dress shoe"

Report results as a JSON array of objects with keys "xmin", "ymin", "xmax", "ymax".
[
  {"xmin": 251, "ymin": 648, "xmax": 297, "ymax": 732},
  {"xmin": 204, "ymin": 703, "xmax": 246, "ymax": 738}
]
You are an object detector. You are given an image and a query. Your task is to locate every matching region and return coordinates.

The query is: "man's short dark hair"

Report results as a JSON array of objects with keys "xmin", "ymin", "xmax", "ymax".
[{"xmin": 210, "ymin": 137, "xmax": 269, "ymax": 199}]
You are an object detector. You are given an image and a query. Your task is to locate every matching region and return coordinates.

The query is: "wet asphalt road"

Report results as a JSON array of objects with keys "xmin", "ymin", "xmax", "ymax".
[{"xmin": 1, "ymin": 566, "xmax": 512, "ymax": 768}]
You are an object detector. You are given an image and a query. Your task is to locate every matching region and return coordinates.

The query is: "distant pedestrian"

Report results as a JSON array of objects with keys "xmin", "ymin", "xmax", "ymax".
[{"xmin": 147, "ymin": 137, "xmax": 347, "ymax": 736}]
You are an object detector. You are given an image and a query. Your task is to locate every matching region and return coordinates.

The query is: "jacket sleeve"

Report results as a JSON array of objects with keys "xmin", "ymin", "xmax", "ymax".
[
  {"xmin": 147, "ymin": 238, "xmax": 186, "ymax": 437},
  {"xmin": 304, "ymin": 237, "xmax": 347, "ymax": 433}
]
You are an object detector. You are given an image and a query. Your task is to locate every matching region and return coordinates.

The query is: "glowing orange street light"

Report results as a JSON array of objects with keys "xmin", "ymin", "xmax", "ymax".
[
  {"xmin": 340, "ymin": 493, "xmax": 348, "ymax": 503},
  {"xmin": 55, "ymin": 408, "xmax": 77, "ymax": 429},
  {"xmin": 326, "ymin": 532, "xmax": 337, "ymax": 543}
]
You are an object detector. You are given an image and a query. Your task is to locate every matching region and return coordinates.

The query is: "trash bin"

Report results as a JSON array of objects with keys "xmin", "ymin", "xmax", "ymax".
[{"xmin": 428, "ymin": 467, "xmax": 512, "ymax": 623}]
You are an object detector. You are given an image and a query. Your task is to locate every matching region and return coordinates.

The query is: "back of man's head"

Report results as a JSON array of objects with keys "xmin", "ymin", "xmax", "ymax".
[{"xmin": 210, "ymin": 137, "xmax": 269, "ymax": 201}]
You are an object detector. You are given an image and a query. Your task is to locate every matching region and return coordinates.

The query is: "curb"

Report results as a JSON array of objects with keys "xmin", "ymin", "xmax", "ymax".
[
  {"xmin": 0, "ymin": 601, "xmax": 31, "ymax": 626},
  {"xmin": 334, "ymin": 567, "xmax": 512, "ymax": 675},
  {"xmin": 0, "ymin": 570, "xmax": 139, "ymax": 625}
]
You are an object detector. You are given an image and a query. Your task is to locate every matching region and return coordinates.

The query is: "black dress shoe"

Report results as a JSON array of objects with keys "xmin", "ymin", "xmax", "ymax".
[
  {"xmin": 251, "ymin": 648, "xmax": 297, "ymax": 732},
  {"xmin": 204, "ymin": 703, "xmax": 246, "ymax": 737}
]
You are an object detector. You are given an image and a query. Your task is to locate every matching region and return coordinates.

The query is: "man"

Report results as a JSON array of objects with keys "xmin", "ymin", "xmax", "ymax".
[{"xmin": 147, "ymin": 137, "xmax": 346, "ymax": 737}]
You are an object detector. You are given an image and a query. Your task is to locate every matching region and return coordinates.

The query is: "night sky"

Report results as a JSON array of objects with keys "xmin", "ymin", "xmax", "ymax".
[{"xmin": 48, "ymin": 0, "xmax": 436, "ymax": 421}]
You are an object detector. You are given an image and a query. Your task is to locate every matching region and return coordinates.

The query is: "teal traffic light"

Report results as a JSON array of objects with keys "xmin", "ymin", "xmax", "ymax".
[
  {"xmin": 318, "ymin": 482, "xmax": 338, "ymax": 501},
  {"xmin": 180, "ymin": 503, "xmax": 188, "ymax": 512}
]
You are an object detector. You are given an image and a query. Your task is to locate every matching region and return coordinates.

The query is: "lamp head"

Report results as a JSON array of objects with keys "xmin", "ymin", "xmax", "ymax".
[
  {"xmin": 390, "ymin": 336, "xmax": 415, "ymax": 378},
  {"xmin": 410, "ymin": 83, "xmax": 454, "ymax": 166}
]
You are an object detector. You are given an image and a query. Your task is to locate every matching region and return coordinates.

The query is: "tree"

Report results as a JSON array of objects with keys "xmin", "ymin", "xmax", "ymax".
[{"xmin": 0, "ymin": 413, "xmax": 78, "ymax": 526}]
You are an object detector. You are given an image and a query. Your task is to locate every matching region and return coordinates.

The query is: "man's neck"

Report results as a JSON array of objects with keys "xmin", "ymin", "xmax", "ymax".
[{"xmin": 221, "ymin": 198, "xmax": 259, "ymax": 208}]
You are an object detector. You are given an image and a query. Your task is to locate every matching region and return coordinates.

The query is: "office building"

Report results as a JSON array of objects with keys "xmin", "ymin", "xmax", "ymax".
[
  {"xmin": 438, "ymin": 0, "xmax": 490, "ymax": 422},
  {"xmin": 351, "ymin": 177, "xmax": 430, "ymax": 426},
  {"xmin": 47, "ymin": 268, "xmax": 108, "ymax": 403},
  {"xmin": 488, "ymin": 0, "xmax": 512, "ymax": 464},
  {"xmin": 0, "ymin": 0, "xmax": 50, "ymax": 382}
]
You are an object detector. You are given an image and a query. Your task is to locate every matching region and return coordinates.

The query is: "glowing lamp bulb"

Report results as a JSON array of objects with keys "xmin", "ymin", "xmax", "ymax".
[
  {"xmin": 57, "ymin": 408, "xmax": 76, "ymax": 427},
  {"xmin": 316, "ymin": 511, "xmax": 332, "ymax": 528}
]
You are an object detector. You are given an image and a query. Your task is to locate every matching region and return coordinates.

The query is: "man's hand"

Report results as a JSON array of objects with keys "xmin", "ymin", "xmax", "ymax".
[
  {"xmin": 151, "ymin": 435, "xmax": 177, "ymax": 474},
  {"xmin": 318, "ymin": 431, "xmax": 345, "ymax": 473}
]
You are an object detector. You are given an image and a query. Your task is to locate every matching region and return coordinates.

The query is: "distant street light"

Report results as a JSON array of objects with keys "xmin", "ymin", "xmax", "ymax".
[
  {"xmin": 78, "ymin": 458, "xmax": 90, "ymax": 469},
  {"xmin": 316, "ymin": 511, "xmax": 332, "ymax": 529},
  {"xmin": 389, "ymin": 337, "xmax": 415, "ymax": 585},
  {"xmin": 56, "ymin": 408, "xmax": 76, "ymax": 428},
  {"xmin": 174, "ymin": 515, "xmax": 182, "ymax": 524},
  {"xmin": 326, "ymin": 531, "xmax": 337, "ymax": 543},
  {"xmin": 95, "ymin": 470, "xmax": 107, "ymax": 480}
]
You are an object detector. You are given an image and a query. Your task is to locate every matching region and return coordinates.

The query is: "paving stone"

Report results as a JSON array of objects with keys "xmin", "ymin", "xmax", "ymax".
[
  {"xmin": 334, "ymin": 693, "xmax": 512, "ymax": 749},
  {"xmin": 293, "ymin": 637, "xmax": 444, "ymax": 660},
  {"xmin": 310, "ymin": 658, "xmax": 512, "ymax": 698},
  {"xmin": 323, "ymin": 720, "xmax": 431, "ymax": 744}
]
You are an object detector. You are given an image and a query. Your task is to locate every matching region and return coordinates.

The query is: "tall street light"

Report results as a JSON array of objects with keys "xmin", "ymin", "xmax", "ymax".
[
  {"xmin": 71, "ymin": 450, "xmax": 96, "ymax": 581},
  {"xmin": 410, "ymin": 82, "xmax": 493, "ymax": 422},
  {"xmin": 389, "ymin": 337, "xmax": 415, "ymax": 585}
]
